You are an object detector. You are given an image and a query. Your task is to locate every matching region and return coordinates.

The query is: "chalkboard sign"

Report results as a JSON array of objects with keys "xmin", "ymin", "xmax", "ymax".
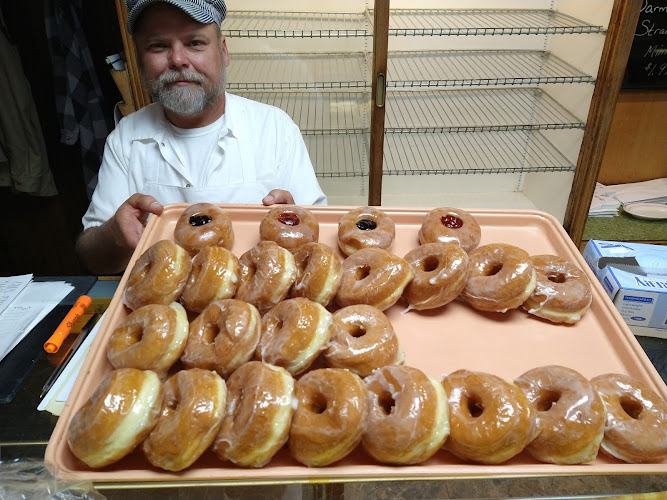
[{"xmin": 622, "ymin": 0, "xmax": 667, "ymax": 89}]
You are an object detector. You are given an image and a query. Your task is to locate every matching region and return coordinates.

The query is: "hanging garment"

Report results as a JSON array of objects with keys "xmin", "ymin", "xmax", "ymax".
[
  {"xmin": 44, "ymin": 0, "xmax": 111, "ymax": 199},
  {"xmin": 0, "ymin": 9, "xmax": 57, "ymax": 196}
]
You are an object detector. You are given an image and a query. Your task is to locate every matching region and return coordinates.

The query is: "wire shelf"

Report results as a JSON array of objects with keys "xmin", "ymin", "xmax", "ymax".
[
  {"xmin": 303, "ymin": 134, "xmax": 369, "ymax": 178},
  {"xmin": 234, "ymin": 91, "xmax": 370, "ymax": 135},
  {"xmin": 383, "ymin": 130, "xmax": 574, "ymax": 175},
  {"xmin": 387, "ymin": 50, "xmax": 594, "ymax": 88},
  {"xmin": 221, "ymin": 9, "xmax": 605, "ymax": 38},
  {"xmin": 227, "ymin": 53, "xmax": 369, "ymax": 91},
  {"xmin": 384, "ymin": 88, "xmax": 584, "ymax": 132},
  {"xmin": 378, "ymin": 9, "xmax": 606, "ymax": 36},
  {"xmin": 222, "ymin": 11, "xmax": 367, "ymax": 38}
]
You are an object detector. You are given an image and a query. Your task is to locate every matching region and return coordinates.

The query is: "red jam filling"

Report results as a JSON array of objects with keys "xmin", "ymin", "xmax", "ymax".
[
  {"xmin": 441, "ymin": 214, "xmax": 463, "ymax": 229},
  {"xmin": 278, "ymin": 212, "xmax": 300, "ymax": 226}
]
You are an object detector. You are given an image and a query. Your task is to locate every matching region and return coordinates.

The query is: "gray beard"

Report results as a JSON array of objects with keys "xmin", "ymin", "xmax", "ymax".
[{"xmin": 145, "ymin": 68, "xmax": 225, "ymax": 116}]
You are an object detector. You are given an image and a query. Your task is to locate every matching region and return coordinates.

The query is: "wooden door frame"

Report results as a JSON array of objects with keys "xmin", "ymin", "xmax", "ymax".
[{"xmin": 563, "ymin": 0, "xmax": 642, "ymax": 247}]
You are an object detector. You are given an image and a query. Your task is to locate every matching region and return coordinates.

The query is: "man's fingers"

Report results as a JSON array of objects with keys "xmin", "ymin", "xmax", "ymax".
[
  {"xmin": 263, "ymin": 189, "xmax": 295, "ymax": 205},
  {"xmin": 127, "ymin": 193, "xmax": 164, "ymax": 214}
]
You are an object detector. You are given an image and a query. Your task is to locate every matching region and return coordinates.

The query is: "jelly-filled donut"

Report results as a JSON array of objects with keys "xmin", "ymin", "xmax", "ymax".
[
  {"xmin": 591, "ymin": 373, "xmax": 667, "ymax": 463},
  {"xmin": 67, "ymin": 368, "xmax": 163, "ymax": 468},
  {"xmin": 289, "ymin": 368, "xmax": 368, "ymax": 467},
  {"xmin": 418, "ymin": 207, "xmax": 481, "ymax": 252},
  {"xmin": 403, "ymin": 242, "xmax": 470, "ymax": 310},
  {"xmin": 142, "ymin": 368, "xmax": 226, "ymax": 471},
  {"xmin": 213, "ymin": 361, "xmax": 296, "ymax": 468},
  {"xmin": 323, "ymin": 305, "xmax": 404, "ymax": 377},
  {"xmin": 123, "ymin": 240, "xmax": 191, "ymax": 311},
  {"xmin": 259, "ymin": 205, "xmax": 319, "ymax": 250},
  {"xmin": 337, "ymin": 206, "xmax": 395, "ymax": 256},
  {"xmin": 461, "ymin": 243, "xmax": 536, "ymax": 312},
  {"xmin": 522, "ymin": 254, "xmax": 593, "ymax": 324},
  {"xmin": 336, "ymin": 248, "xmax": 414, "ymax": 311},
  {"xmin": 181, "ymin": 299, "xmax": 261, "ymax": 378},
  {"xmin": 363, "ymin": 365, "xmax": 449, "ymax": 465},
  {"xmin": 289, "ymin": 242, "xmax": 342, "ymax": 307},
  {"xmin": 515, "ymin": 365, "xmax": 605, "ymax": 464},
  {"xmin": 236, "ymin": 241, "xmax": 297, "ymax": 314},
  {"xmin": 174, "ymin": 203, "xmax": 233, "ymax": 256},
  {"xmin": 443, "ymin": 369, "xmax": 538, "ymax": 464},
  {"xmin": 107, "ymin": 302, "xmax": 189, "ymax": 379},
  {"xmin": 255, "ymin": 297, "xmax": 333, "ymax": 375},
  {"xmin": 180, "ymin": 246, "xmax": 240, "ymax": 314}
]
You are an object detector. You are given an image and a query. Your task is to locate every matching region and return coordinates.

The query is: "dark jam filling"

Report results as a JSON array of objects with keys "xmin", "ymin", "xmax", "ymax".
[
  {"xmin": 189, "ymin": 214, "xmax": 212, "ymax": 226},
  {"xmin": 356, "ymin": 218, "xmax": 377, "ymax": 231},
  {"xmin": 278, "ymin": 212, "xmax": 300, "ymax": 226},
  {"xmin": 441, "ymin": 214, "xmax": 463, "ymax": 229}
]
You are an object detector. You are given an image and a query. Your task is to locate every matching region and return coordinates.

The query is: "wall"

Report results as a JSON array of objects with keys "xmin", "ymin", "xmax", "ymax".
[{"xmin": 598, "ymin": 89, "xmax": 667, "ymax": 185}]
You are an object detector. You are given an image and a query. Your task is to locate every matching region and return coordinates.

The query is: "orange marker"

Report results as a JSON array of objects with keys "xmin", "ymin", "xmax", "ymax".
[{"xmin": 44, "ymin": 295, "xmax": 92, "ymax": 354}]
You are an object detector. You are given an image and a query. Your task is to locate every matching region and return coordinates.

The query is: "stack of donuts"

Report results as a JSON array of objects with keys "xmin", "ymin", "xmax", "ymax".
[{"xmin": 66, "ymin": 203, "xmax": 667, "ymax": 472}]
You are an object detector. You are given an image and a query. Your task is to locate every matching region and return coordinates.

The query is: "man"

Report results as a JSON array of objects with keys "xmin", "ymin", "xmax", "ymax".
[{"xmin": 76, "ymin": 0, "xmax": 326, "ymax": 274}]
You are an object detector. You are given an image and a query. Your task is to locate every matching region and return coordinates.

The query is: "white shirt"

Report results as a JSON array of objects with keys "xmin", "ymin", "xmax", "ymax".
[{"xmin": 82, "ymin": 93, "xmax": 327, "ymax": 229}]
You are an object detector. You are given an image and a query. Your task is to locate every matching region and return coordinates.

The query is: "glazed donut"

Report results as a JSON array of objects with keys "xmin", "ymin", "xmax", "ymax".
[
  {"xmin": 259, "ymin": 205, "xmax": 319, "ymax": 250},
  {"xmin": 181, "ymin": 299, "xmax": 261, "ymax": 378},
  {"xmin": 461, "ymin": 243, "xmax": 536, "ymax": 312},
  {"xmin": 174, "ymin": 202, "xmax": 233, "ymax": 256},
  {"xmin": 255, "ymin": 297, "xmax": 333, "ymax": 375},
  {"xmin": 591, "ymin": 373, "xmax": 667, "ymax": 463},
  {"xmin": 337, "ymin": 206, "xmax": 395, "ymax": 256},
  {"xmin": 180, "ymin": 246, "xmax": 240, "ymax": 314},
  {"xmin": 107, "ymin": 302, "xmax": 189, "ymax": 379},
  {"xmin": 336, "ymin": 248, "xmax": 414, "ymax": 311},
  {"xmin": 418, "ymin": 207, "xmax": 481, "ymax": 252},
  {"xmin": 142, "ymin": 368, "xmax": 226, "ymax": 471},
  {"xmin": 442, "ymin": 369, "xmax": 538, "ymax": 464},
  {"xmin": 323, "ymin": 305, "xmax": 404, "ymax": 377},
  {"xmin": 515, "ymin": 365, "xmax": 605, "ymax": 464},
  {"xmin": 522, "ymin": 254, "xmax": 593, "ymax": 324},
  {"xmin": 67, "ymin": 368, "xmax": 163, "ymax": 468},
  {"xmin": 289, "ymin": 242, "xmax": 342, "ymax": 307},
  {"xmin": 235, "ymin": 241, "xmax": 297, "ymax": 314},
  {"xmin": 213, "ymin": 361, "xmax": 296, "ymax": 468},
  {"xmin": 363, "ymin": 365, "xmax": 449, "ymax": 465},
  {"xmin": 289, "ymin": 368, "xmax": 368, "ymax": 467},
  {"xmin": 123, "ymin": 239, "xmax": 191, "ymax": 311},
  {"xmin": 403, "ymin": 242, "xmax": 470, "ymax": 310}
]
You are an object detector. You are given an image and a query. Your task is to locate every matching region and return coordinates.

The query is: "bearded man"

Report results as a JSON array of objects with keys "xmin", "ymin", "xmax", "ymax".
[{"xmin": 76, "ymin": 0, "xmax": 326, "ymax": 274}]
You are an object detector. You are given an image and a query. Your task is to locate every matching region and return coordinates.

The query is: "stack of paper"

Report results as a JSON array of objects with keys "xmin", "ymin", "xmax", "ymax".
[
  {"xmin": 589, "ymin": 183, "xmax": 621, "ymax": 217},
  {"xmin": 589, "ymin": 178, "xmax": 667, "ymax": 217},
  {"xmin": 0, "ymin": 275, "xmax": 74, "ymax": 362}
]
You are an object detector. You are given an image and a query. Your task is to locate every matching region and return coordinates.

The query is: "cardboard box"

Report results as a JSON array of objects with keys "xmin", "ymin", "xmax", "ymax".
[{"xmin": 583, "ymin": 240, "xmax": 667, "ymax": 338}]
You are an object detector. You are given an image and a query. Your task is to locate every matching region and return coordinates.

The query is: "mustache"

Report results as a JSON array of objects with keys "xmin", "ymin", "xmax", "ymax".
[{"xmin": 157, "ymin": 70, "xmax": 206, "ymax": 86}]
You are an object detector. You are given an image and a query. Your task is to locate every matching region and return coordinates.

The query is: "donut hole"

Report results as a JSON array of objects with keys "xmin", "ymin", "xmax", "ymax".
[
  {"xmin": 355, "ymin": 265, "xmax": 371, "ymax": 281},
  {"xmin": 620, "ymin": 396, "xmax": 644, "ymax": 420},
  {"xmin": 547, "ymin": 272, "xmax": 567, "ymax": 284},
  {"xmin": 535, "ymin": 390, "xmax": 561, "ymax": 411},
  {"xmin": 307, "ymin": 392, "xmax": 328, "ymax": 414},
  {"xmin": 348, "ymin": 324, "xmax": 367, "ymax": 338},
  {"xmin": 378, "ymin": 391, "xmax": 396, "ymax": 416},
  {"xmin": 203, "ymin": 324, "xmax": 220, "ymax": 345},
  {"xmin": 422, "ymin": 256, "xmax": 440, "ymax": 273},
  {"xmin": 126, "ymin": 325, "xmax": 144, "ymax": 345},
  {"xmin": 482, "ymin": 262, "xmax": 503, "ymax": 277},
  {"xmin": 466, "ymin": 394, "xmax": 485, "ymax": 418},
  {"xmin": 273, "ymin": 320, "xmax": 284, "ymax": 335}
]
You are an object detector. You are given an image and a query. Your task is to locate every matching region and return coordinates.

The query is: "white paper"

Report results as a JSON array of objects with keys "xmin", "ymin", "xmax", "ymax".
[
  {"xmin": 0, "ymin": 274, "xmax": 33, "ymax": 315},
  {"xmin": 38, "ymin": 312, "xmax": 106, "ymax": 416},
  {"xmin": 0, "ymin": 281, "xmax": 74, "ymax": 361}
]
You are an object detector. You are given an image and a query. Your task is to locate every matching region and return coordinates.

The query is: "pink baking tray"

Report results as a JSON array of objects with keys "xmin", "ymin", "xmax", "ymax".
[{"xmin": 45, "ymin": 204, "xmax": 667, "ymax": 483}]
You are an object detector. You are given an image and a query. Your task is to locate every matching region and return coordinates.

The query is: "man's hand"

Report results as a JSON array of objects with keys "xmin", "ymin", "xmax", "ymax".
[
  {"xmin": 262, "ymin": 189, "xmax": 295, "ymax": 205},
  {"xmin": 110, "ymin": 194, "xmax": 164, "ymax": 249},
  {"xmin": 76, "ymin": 194, "xmax": 163, "ymax": 274}
]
